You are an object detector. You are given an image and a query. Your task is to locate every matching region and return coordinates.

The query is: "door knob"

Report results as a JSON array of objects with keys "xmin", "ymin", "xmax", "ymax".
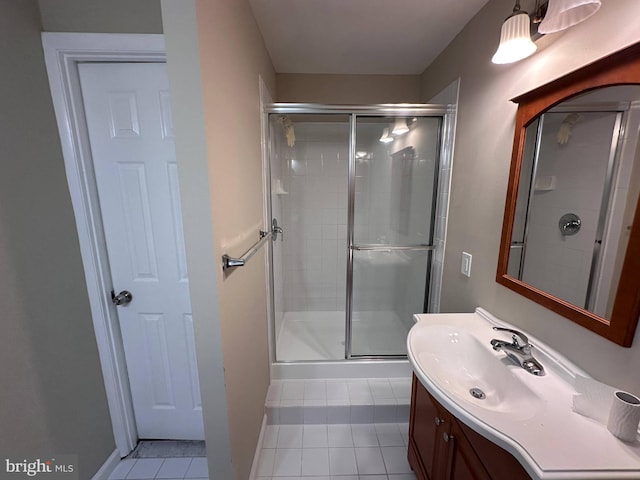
[{"xmin": 111, "ymin": 290, "xmax": 133, "ymax": 306}]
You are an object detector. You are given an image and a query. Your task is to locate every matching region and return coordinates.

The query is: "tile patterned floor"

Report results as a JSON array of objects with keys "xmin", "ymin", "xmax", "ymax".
[
  {"xmin": 107, "ymin": 424, "xmax": 415, "ymax": 480},
  {"xmin": 108, "ymin": 457, "xmax": 208, "ymax": 480},
  {"xmin": 255, "ymin": 423, "xmax": 416, "ymax": 480},
  {"xmin": 108, "ymin": 379, "xmax": 415, "ymax": 480}
]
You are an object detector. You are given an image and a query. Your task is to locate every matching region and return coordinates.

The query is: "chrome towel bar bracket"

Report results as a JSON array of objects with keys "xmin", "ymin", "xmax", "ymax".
[{"xmin": 222, "ymin": 223, "xmax": 280, "ymax": 271}]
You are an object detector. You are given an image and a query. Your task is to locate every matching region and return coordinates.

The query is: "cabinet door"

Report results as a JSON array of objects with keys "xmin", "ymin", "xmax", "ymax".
[
  {"xmin": 410, "ymin": 376, "xmax": 533, "ymax": 480},
  {"xmin": 456, "ymin": 421, "xmax": 531, "ymax": 480},
  {"xmin": 443, "ymin": 420, "xmax": 491, "ymax": 480},
  {"xmin": 411, "ymin": 375, "xmax": 448, "ymax": 479}
]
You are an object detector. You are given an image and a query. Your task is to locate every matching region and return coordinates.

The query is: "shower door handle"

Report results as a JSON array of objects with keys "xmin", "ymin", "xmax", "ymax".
[{"xmin": 272, "ymin": 218, "xmax": 283, "ymax": 241}]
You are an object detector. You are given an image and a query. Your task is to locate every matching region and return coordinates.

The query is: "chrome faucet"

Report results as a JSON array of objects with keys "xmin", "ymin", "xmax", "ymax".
[{"xmin": 490, "ymin": 327, "xmax": 545, "ymax": 376}]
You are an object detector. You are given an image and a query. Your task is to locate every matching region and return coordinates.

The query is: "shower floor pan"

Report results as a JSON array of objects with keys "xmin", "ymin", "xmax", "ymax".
[{"xmin": 275, "ymin": 310, "xmax": 410, "ymax": 361}]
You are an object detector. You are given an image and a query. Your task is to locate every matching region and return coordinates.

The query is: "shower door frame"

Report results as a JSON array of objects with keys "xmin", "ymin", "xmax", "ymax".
[{"xmin": 264, "ymin": 103, "xmax": 454, "ymax": 362}]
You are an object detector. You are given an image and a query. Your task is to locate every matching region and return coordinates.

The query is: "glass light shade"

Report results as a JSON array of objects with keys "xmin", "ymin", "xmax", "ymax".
[
  {"xmin": 538, "ymin": 0, "xmax": 601, "ymax": 34},
  {"xmin": 379, "ymin": 127, "xmax": 394, "ymax": 143},
  {"xmin": 391, "ymin": 118, "xmax": 409, "ymax": 136},
  {"xmin": 492, "ymin": 11, "xmax": 537, "ymax": 64}
]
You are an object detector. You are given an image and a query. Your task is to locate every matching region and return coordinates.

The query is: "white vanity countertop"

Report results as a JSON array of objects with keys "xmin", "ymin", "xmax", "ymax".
[{"xmin": 408, "ymin": 308, "xmax": 640, "ymax": 480}]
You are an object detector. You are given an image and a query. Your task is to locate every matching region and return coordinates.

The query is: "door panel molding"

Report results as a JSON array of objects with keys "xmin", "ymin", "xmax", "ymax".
[{"xmin": 42, "ymin": 32, "xmax": 166, "ymax": 457}]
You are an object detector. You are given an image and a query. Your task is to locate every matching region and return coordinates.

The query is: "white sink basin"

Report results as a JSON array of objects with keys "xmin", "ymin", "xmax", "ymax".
[
  {"xmin": 408, "ymin": 308, "xmax": 640, "ymax": 480},
  {"xmin": 413, "ymin": 324, "xmax": 538, "ymax": 419}
]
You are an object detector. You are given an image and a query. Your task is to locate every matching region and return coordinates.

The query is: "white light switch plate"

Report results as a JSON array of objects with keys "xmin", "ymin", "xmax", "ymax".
[{"xmin": 461, "ymin": 252, "xmax": 472, "ymax": 277}]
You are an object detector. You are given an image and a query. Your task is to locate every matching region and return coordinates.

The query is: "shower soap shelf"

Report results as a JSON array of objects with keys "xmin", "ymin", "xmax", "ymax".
[
  {"xmin": 273, "ymin": 178, "xmax": 288, "ymax": 195},
  {"xmin": 534, "ymin": 175, "xmax": 556, "ymax": 191}
]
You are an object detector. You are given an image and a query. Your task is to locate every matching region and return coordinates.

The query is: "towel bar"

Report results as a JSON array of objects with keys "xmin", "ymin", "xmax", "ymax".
[{"xmin": 222, "ymin": 230, "xmax": 272, "ymax": 271}]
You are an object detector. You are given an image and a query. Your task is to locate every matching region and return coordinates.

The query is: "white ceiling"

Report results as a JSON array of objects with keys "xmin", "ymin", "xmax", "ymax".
[{"xmin": 249, "ymin": 0, "xmax": 489, "ymax": 75}]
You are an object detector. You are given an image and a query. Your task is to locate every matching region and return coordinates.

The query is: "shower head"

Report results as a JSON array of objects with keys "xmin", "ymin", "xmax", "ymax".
[
  {"xmin": 556, "ymin": 113, "xmax": 582, "ymax": 145},
  {"xmin": 277, "ymin": 115, "xmax": 296, "ymax": 147}
]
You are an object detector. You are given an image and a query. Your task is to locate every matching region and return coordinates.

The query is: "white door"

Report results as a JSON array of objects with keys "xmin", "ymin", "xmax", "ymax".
[{"xmin": 78, "ymin": 63, "xmax": 203, "ymax": 440}]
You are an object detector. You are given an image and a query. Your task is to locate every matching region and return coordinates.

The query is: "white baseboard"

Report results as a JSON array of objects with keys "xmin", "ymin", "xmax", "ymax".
[
  {"xmin": 249, "ymin": 414, "xmax": 268, "ymax": 480},
  {"xmin": 92, "ymin": 449, "xmax": 121, "ymax": 480}
]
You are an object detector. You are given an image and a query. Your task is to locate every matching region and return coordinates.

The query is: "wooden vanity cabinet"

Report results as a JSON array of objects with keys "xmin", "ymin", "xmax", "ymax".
[{"xmin": 408, "ymin": 375, "xmax": 531, "ymax": 480}]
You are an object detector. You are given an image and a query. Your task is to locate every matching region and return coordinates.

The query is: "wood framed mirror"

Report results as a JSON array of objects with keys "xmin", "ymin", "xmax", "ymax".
[{"xmin": 497, "ymin": 42, "xmax": 640, "ymax": 347}]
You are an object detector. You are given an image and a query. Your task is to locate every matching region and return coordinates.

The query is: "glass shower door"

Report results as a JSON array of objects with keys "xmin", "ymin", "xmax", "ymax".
[
  {"xmin": 269, "ymin": 114, "xmax": 351, "ymax": 361},
  {"xmin": 348, "ymin": 116, "xmax": 442, "ymax": 357}
]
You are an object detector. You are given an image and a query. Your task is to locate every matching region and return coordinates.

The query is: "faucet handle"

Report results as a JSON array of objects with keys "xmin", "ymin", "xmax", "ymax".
[{"xmin": 492, "ymin": 327, "xmax": 529, "ymax": 348}]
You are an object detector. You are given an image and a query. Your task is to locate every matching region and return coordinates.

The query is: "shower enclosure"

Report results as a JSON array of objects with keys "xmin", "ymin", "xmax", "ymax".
[{"xmin": 266, "ymin": 105, "xmax": 452, "ymax": 363}]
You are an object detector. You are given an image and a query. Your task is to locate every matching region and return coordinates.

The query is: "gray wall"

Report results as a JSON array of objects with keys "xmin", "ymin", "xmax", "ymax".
[
  {"xmin": 421, "ymin": 0, "xmax": 640, "ymax": 393},
  {"xmin": 0, "ymin": 0, "xmax": 114, "ymax": 477},
  {"xmin": 38, "ymin": 0, "xmax": 163, "ymax": 33},
  {"xmin": 277, "ymin": 73, "xmax": 422, "ymax": 103}
]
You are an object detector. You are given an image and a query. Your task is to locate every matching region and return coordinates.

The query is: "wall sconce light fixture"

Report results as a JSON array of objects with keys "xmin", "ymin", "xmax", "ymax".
[
  {"xmin": 391, "ymin": 118, "xmax": 409, "ymax": 136},
  {"xmin": 538, "ymin": 0, "xmax": 601, "ymax": 34},
  {"xmin": 492, "ymin": 0, "xmax": 601, "ymax": 64},
  {"xmin": 492, "ymin": 1, "xmax": 537, "ymax": 64},
  {"xmin": 379, "ymin": 127, "xmax": 394, "ymax": 143}
]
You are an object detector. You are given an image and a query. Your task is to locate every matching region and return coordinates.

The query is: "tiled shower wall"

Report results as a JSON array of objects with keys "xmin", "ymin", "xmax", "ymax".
[{"xmin": 276, "ymin": 122, "xmax": 350, "ymax": 314}]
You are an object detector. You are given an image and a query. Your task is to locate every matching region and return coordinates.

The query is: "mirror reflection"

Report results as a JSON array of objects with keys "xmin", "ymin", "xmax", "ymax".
[{"xmin": 508, "ymin": 86, "xmax": 640, "ymax": 319}]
